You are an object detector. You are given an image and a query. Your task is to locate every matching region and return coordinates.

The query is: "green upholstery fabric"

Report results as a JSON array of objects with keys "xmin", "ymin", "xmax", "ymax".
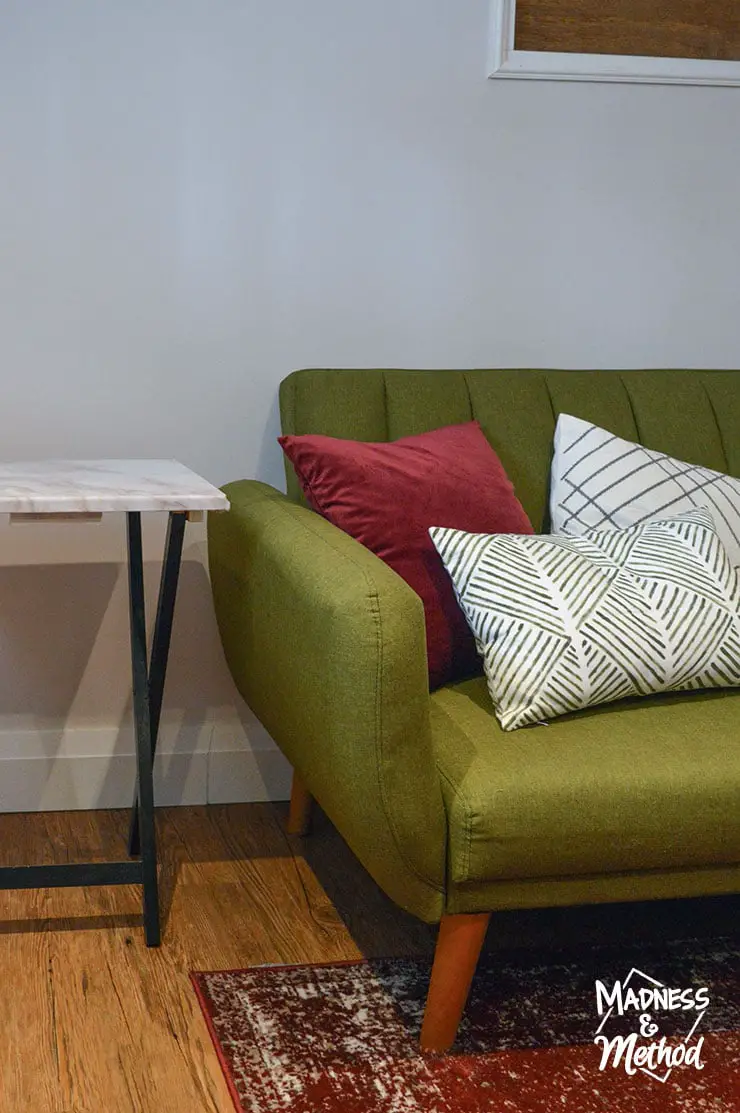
[
  {"xmin": 433, "ymin": 678, "xmax": 740, "ymax": 884},
  {"xmin": 280, "ymin": 369, "xmax": 738, "ymax": 529},
  {"xmin": 210, "ymin": 368, "xmax": 740, "ymax": 925},
  {"xmin": 208, "ymin": 480, "xmax": 446, "ymax": 922},
  {"xmin": 446, "ymin": 864, "xmax": 740, "ymax": 916}
]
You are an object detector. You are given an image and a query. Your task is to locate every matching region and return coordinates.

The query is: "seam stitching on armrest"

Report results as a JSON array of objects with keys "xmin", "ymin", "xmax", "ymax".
[
  {"xmin": 369, "ymin": 586, "xmax": 445, "ymax": 895},
  {"xmin": 437, "ymin": 764, "xmax": 474, "ymax": 886},
  {"xmin": 243, "ymin": 490, "xmax": 445, "ymax": 894},
  {"xmin": 219, "ymin": 484, "xmax": 445, "ymax": 895}
]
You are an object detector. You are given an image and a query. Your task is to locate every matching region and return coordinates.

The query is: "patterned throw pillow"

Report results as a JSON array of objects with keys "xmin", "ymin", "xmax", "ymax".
[
  {"xmin": 430, "ymin": 510, "xmax": 740, "ymax": 732},
  {"xmin": 549, "ymin": 414, "xmax": 740, "ymax": 576}
]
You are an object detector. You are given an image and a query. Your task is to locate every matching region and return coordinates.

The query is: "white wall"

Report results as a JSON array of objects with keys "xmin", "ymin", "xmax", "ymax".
[{"xmin": 0, "ymin": 1, "xmax": 739, "ymax": 809}]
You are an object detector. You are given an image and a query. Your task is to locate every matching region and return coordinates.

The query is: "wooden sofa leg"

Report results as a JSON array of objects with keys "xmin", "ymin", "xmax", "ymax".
[
  {"xmin": 420, "ymin": 912, "xmax": 491, "ymax": 1053},
  {"xmin": 286, "ymin": 772, "xmax": 314, "ymax": 836}
]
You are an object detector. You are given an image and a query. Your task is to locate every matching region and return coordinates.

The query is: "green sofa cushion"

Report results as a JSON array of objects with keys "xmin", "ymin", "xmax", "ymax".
[{"xmin": 432, "ymin": 679, "xmax": 740, "ymax": 885}]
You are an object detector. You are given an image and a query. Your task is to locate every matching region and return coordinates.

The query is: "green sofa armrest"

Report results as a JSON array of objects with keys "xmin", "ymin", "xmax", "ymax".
[{"xmin": 208, "ymin": 480, "xmax": 447, "ymax": 922}]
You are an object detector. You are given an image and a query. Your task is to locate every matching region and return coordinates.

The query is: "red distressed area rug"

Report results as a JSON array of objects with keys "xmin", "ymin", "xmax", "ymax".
[{"xmin": 192, "ymin": 938, "xmax": 740, "ymax": 1112}]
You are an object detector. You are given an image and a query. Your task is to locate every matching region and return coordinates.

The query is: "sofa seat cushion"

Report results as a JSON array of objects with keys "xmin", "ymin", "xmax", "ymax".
[{"xmin": 432, "ymin": 678, "xmax": 740, "ymax": 886}]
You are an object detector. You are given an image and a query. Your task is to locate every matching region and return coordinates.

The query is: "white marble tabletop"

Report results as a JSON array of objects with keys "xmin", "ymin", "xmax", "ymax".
[{"xmin": 0, "ymin": 460, "xmax": 230, "ymax": 514}]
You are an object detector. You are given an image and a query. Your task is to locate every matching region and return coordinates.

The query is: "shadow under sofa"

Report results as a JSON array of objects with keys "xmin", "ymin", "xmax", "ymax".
[{"xmin": 207, "ymin": 367, "xmax": 740, "ymax": 1051}]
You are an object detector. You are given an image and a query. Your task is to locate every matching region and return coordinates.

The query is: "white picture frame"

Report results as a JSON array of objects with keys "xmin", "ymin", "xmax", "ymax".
[{"xmin": 489, "ymin": 0, "xmax": 740, "ymax": 86}]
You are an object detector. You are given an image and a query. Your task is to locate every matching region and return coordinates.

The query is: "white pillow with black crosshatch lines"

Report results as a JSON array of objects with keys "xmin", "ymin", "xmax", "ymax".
[
  {"xmin": 429, "ymin": 510, "xmax": 740, "ymax": 732},
  {"xmin": 549, "ymin": 414, "xmax": 740, "ymax": 578}
]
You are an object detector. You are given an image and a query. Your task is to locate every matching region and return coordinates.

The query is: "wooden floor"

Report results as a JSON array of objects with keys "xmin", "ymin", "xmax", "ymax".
[{"xmin": 0, "ymin": 803, "xmax": 737, "ymax": 1113}]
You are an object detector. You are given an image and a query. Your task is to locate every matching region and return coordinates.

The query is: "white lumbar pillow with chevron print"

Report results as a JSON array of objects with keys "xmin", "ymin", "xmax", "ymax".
[
  {"xmin": 549, "ymin": 413, "xmax": 740, "ymax": 577},
  {"xmin": 430, "ymin": 510, "xmax": 740, "ymax": 732}
]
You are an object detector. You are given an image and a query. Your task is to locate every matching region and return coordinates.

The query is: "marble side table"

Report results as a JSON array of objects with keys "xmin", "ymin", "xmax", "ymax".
[{"xmin": 0, "ymin": 460, "xmax": 229, "ymax": 946}]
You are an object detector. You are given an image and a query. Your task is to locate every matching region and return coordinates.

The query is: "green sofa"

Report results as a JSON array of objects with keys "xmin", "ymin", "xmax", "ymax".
[{"xmin": 208, "ymin": 368, "xmax": 740, "ymax": 1050}]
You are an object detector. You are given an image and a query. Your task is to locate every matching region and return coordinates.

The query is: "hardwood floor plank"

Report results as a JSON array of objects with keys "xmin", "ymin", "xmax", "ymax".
[
  {"xmin": 0, "ymin": 803, "xmax": 736, "ymax": 1113},
  {"xmin": 0, "ymin": 804, "xmax": 373, "ymax": 1113},
  {"xmin": 0, "ymin": 912, "xmax": 62, "ymax": 1111}
]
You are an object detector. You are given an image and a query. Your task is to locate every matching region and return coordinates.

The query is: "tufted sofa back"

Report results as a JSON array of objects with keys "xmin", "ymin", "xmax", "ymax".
[{"xmin": 279, "ymin": 369, "xmax": 740, "ymax": 530}]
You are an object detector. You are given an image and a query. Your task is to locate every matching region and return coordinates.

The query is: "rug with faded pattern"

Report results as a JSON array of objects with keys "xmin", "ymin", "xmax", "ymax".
[{"xmin": 192, "ymin": 938, "xmax": 740, "ymax": 1112}]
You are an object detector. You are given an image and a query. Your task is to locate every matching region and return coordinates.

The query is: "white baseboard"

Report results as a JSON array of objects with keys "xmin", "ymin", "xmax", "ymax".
[
  {"xmin": 207, "ymin": 747, "xmax": 293, "ymax": 804},
  {"xmin": 206, "ymin": 718, "xmax": 293, "ymax": 804},
  {"xmin": 0, "ymin": 722, "xmax": 292, "ymax": 812}
]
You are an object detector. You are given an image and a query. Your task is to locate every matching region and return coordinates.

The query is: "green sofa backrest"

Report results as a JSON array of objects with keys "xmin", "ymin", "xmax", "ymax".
[{"xmin": 279, "ymin": 369, "xmax": 740, "ymax": 530}]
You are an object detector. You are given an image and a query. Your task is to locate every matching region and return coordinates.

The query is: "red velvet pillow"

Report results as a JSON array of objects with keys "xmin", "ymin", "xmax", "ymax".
[{"xmin": 279, "ymin": 422, "xmax": 533, "ymax": 689}]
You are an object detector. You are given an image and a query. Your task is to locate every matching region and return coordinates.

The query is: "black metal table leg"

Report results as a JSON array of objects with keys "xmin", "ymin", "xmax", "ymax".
[
  {"xmin": 127, "ymin": 511, "xmax": 186, "ymax": 858},
  {"xmin": 0, "ymin": 505, "xmax": 193, "ymax": 944},
  {"xmin": 126, "ymin": 512, "xmax": 162, "ymax": 946}
]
